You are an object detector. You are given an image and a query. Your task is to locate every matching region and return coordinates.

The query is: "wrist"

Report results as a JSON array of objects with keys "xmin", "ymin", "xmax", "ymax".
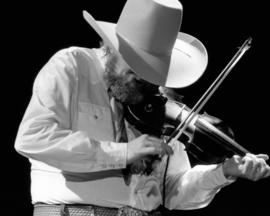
[{"xmin": 221, "ymin": 162, "xmax": 237, "ymax": 181}]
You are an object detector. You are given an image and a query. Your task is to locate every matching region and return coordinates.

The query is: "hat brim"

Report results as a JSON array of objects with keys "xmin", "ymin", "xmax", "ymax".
[{"xmin": 83, "ymin": 10, "xmax": 208, "ymax": 88}]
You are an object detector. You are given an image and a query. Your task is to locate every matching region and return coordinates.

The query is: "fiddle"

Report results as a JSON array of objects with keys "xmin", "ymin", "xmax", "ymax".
[{"xmin": 124, "ymin": 94, "xmax": 249, "ymax": 164}]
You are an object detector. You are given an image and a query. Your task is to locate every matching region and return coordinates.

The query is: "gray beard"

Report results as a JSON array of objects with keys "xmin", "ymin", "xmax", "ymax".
[
  {"xmin": 102, "ymin": 52, "xmax": 158, "ymax": 105},
  {"xmin": 103, "ymin": 70, "xmax": 144, "ymax": 105}
]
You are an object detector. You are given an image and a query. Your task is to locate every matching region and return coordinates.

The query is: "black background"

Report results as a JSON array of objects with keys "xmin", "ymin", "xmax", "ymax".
[{"xmin": 3, "ymin": 0, "xmax": 270, "ymax": 215}]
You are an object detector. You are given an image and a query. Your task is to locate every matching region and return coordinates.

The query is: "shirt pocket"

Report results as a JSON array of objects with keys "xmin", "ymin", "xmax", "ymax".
[{"xmin": 77, "ymin": 102, "xmax": 115, "ymax": 141}]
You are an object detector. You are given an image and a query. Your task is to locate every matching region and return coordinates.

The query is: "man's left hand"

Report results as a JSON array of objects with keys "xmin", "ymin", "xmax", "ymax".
[{"xmin": 222, "ymin": 153, "xmax": 270, "ymax": 181}]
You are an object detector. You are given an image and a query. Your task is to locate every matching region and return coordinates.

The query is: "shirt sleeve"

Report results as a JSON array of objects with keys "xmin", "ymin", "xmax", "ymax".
[
  {"xmin": 14, "ymin": 48, "xmax": 127, "ymax": 173},
  {"xmin": 164, "ymin": 141, "xmax": 235, "ymax": 210}
]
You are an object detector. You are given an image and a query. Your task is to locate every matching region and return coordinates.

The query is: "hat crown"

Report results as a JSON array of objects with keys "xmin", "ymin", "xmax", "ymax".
[
  {"xmin": 82, "ymin": 0, "xmax": 208, "ymax": 88},
  {"xmin": 116, "ymin": 0, "xmax": 183, "ymax": 55}
]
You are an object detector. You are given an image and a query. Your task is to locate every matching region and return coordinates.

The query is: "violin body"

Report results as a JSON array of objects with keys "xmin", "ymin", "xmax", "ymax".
[{"xmin": 124, "ymin": 94, "xmax": 249, "ymax": 165}]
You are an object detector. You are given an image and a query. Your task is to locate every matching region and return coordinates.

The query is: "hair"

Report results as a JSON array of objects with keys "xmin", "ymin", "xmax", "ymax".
[{"xmin": 99, "ymin": 41, "xmax": 114, "ymax": 58}]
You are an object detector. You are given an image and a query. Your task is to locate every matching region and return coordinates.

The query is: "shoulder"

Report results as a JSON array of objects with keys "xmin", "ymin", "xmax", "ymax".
[
  {"xmin": 52, "ymin": 46, "xmax": 96, "ymax": 66},
  {"xmin": 38, "ymin": 46, "xmax": 99, "ymax": 77},
  {"xmin": 34, "ymin": 46, "xmax": 102, "ymax": 89},
  {"xmin": 55, "ymin": 46, "xmax": 93, "ymax": 57},
  {"xmin": 33, "ymin": 47, "xmax": 92, "ymax": 88}
]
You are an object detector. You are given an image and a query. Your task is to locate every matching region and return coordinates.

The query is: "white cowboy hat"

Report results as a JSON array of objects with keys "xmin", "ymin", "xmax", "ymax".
[{"xmin": 83, "ymin": 0, "xmax": 208, "ymax": 88}]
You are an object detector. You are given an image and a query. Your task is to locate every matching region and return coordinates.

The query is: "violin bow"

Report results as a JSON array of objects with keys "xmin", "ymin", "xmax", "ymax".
[{"xmin": 166, "ymin": 37, "xmax": 252, "ymax": 144}]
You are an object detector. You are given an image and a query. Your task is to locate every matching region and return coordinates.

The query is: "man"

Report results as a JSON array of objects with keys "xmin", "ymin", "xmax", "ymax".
[{"xmin": 14, "ymin": 0, "xmax": 270, "ymax": 215}]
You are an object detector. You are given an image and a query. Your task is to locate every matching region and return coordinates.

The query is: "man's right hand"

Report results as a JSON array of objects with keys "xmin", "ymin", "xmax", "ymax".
[{"xmin": 126, "ymin": 134, "xmax": 173, "ymax": 164}]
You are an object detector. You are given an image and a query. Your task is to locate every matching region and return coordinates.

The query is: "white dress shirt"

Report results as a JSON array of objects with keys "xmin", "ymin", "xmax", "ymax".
[{"xmin": 14, "ymin": 46, "xmax": 234, "ymax": 211}]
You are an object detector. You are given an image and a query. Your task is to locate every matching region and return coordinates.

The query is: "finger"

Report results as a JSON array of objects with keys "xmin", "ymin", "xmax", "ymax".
[
  {"xmin": 264, "ymin": 168, "xmax": 270, "ymax": 178},
  {"xmin": 241, "ymin": 156, "xmax": 256, "ymax": 177},
  {"xmin": 143, "ymin": 146, "xmax": 160, "ymax": 156},
  {"xmin": 165, "ymin": 145, "xmax": 173, "ymax": 155},
  {"xmin": 232, "ymin": 155, "xmax": 243, "ymax": 164},
  {"xmin": 161, "ymin": 142, "xmax": 173, "ymax": 155},
  {"xmin": 246, "ymin": 153, "xmax": 269, "ymax": 161},
  {"xmin": 145, "ymin": 136, "xmax": 173, "ymax": 156},
  {"xmin": 261, "ymin": 166, "xmax": 270, "ymax": 179},
  {"xmin": 256, "ymin": 154, "xmax": 269, "ymax": 161},
  {"xmin": 153, "ymin": 144, "xmax": 167, "ymax": 155},
  {"xmin": 258, "ymin": 162, "xmax": 270, "ymax": 177},
  {"xmin": 245, "ymin": 153, "xmax": 258, "ymax": 159},
  {"xmin": 145, "ymin": 136, "xmax": 163, "ymax": 147},
  {"xmin": 140, "ymin": 139, "xmax": 160, "ymax": 150},
  {"xmin": 146, "ymin": 135, "xmax": 163, "ymax": 142},
  {"xmin": 244, "ymin": 156, "xmax": 268, "ymax": 181},
  {"xmin": 253, "ymin": 164, "xmax": 270, "ymax": 181},
  {"xmin": 252, "ymin": 162, "xmax": 264, "ymax": 181}
]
